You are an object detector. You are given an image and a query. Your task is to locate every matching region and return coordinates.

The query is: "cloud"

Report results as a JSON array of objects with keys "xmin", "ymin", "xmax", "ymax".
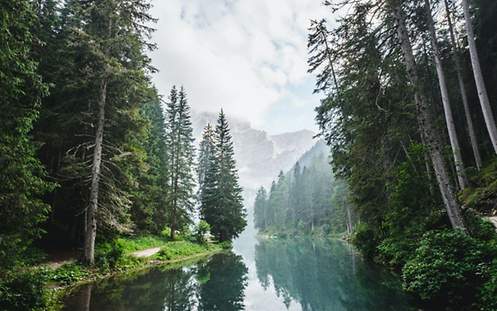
[{"xmin": 149, "ymin": 0, "xmax": 327, "ymax": 132}]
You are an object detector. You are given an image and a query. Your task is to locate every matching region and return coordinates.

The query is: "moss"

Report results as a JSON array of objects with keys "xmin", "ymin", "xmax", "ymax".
[{"xmin": 460, "ymin": 160, "xmax": 497, "ymax": 214}]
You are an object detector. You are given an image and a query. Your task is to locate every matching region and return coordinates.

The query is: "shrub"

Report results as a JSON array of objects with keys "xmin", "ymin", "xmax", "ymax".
[
  {"xmin": 351, "ymin": 222, "xmax": 378, "ymax": 259},
  {"xmin": 161, "ymin": 227, "xmax": 171, "ymax": 239},
  {"xmin": 402, "ymin": 229, "xmax": 487, "ymax": 307},
  {"xmin": 195, "ymin": 221, "xmax": 211, "ymax": 244},
  {"xmin": 479, "ymin": 260, "xmax": 497, "ymax": 311},
  {"xmin": 46, "ymin": 263, "xmax": 89, "ymax": 285},
  {"xmin": 95, "ymin": 239, "xmax": 125, "ymax": 271},
  {"xmin": 0, "ymin": 270, "xmax": 48, "ymax": 311},
  {"xmin": 178, "ymin": 225, "xmax": 193, "ymax": 241}
]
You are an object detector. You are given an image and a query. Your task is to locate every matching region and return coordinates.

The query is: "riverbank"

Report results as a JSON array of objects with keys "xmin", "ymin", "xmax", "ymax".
[{"xmin": 1, "ymin": 237, "xmax": 227, "ymax": 311}]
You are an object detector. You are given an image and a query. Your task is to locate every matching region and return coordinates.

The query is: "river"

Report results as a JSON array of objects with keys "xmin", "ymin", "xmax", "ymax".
[{"xmin": 62, "ymin": 212, "xmax": 417, "ymax": 311}]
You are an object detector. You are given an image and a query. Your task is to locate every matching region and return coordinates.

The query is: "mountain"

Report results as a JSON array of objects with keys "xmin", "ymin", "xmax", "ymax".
[{"xmin": 191, "ymin": 111, "xmax": 317, "ymax": 191}]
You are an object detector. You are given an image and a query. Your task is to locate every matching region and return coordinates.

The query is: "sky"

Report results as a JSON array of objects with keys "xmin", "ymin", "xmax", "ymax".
[{"xmin": 149, "ymin": 0, "xmax": 329, "ymax": 135}]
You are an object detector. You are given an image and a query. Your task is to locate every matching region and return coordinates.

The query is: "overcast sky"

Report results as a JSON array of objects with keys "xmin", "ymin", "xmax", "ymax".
[{"xmin": 149, "ymin": 0, "xmax": 329, "ymax": 134}]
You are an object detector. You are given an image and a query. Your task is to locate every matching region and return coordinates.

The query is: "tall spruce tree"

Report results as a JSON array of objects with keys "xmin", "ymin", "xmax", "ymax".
[
  {"xmin": 200, "ymin": 110, "xmax": 246, "ymax": 241},
  {"xmin": 254, "ymin": 187, "xmax": 268, "ymax": 231},
  {"xmin": 133, "ymin": 90, "xmax": 169, "ymax": 234},
  {"xmin": 165, "ymin": 86, "xmax": 196, "ymax": 240},
  {"xmin": 45, "ymin": 0, "xmax": 158, "ymax": 264},
  {"xmin": 197, "ymin": 123, "xmax": 216, "ymax": 201},
  {"xmin": 0, "ymin": 0, "xmax": 55, "ymax": 269}
]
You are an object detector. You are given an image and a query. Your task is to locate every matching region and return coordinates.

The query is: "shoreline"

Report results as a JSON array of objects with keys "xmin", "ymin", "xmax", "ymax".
[{"xmin": 46, "ymin": 244, "xmax": 225, "ymax": 310}]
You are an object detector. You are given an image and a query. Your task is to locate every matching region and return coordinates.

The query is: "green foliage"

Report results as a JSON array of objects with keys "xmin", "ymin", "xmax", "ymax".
[
  {"xmin": 116, "ymin": 235, "xmax": 169, "ymax": 253},
  {"xmin": 95, "ymin": 240, "xmax": 126, "ymax": 271},
  {"xmin": 479, "ymin": 260, "xmax": 497, "ymax": 311},
  {"xmin": 164, "ymin": 86, "xmax": 196, "ymax": 239},
  {"xmin": 195, "ymin": 221, "xmax": 211, "ymax": 244},
  {"xmin": 161, "ymin": 227, "xmax": 172, "ymax": 239},
  {"xmin": 0, "ymin": 270, "xmax": 49, "ymax": 311},
  {"xmin": 351, "ymin": 223, "xmax": 378, "ymax": 260},
  {"xmin": 402, "ymin": 230, "xmax": 489, "ymax": 306},
  {"xmin": 45, "ymin": 263, "xmax": 89, "ymax": 286},
  {"xmin": 0, "ymin": 0, "xmax": 55, "ymax": 270},
  {"xmin": 199, "ymin": 110, "xmax": 246, "ymax": 241},
  {"xmin": 254, "ymin": 142, "xmax": 346, "ymax": 236},
  {"xmin": 460, "ymin": 160, "xmax": 497, "ymax": 214},
  {"xmin": 157, "ymin": 241, "xmax": 217, "ymax": 261}
]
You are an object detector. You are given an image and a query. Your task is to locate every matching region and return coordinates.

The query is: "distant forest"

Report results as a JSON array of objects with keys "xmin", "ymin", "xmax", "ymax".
[{"xmin": 254, "ymin": 142, "xmax": 353, "ymax": 236}]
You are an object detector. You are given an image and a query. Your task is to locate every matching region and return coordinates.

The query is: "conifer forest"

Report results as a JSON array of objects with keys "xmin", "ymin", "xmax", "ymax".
[{"xmin": 2, "ymin": 0, "xmax": 497, "ymax": 310}]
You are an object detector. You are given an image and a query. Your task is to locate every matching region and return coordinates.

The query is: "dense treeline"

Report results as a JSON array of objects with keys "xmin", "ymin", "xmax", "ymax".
[
  {"xmin": 254, "ymin": 142, "xmax": 352, "ymax": 236},
  {"xmin": 0, "ymin": 0, "xmax": 245, "ymax": 282},
  {"xmin": 308, "ymin": 0, "xmax": 497, "ymax": 309}
]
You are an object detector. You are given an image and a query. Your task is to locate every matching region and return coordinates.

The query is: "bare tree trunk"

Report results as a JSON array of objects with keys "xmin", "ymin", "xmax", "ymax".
[
  {"xmin": 444, "ymin": 0, "xmax": 482, "ymax": 170},
  {"xmin": 346, "ymin": 203, "xmax": 353, "ymax": 234},
  {"xmin": 390, "ymin": 1, "xmax": 466, "ymax": 230},
  {"xmin": 84, "ymin": 78, "xmax": 107, "ymax": 265},
  {"xmin": 424, "ymin": 0, "xmax": 468, "ymax": 189},
  {"xmin": 461, "ymin": 0, "xmax": 497, "ymax": 154}
]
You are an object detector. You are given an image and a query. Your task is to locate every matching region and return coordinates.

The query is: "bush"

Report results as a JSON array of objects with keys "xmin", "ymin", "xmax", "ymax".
[
  {"xmin": 95, "ymin": 239, "xmax": 125, "ymax": 271},
  {"xmin": 161, "ymin": 227, "xmax": 171, "ymax": 239},
  {"xmin": 351, "ymin": 222, "xmax": 378, "ymax": 259},
  {"xmin": 46, "ymin": 263, "xmax": 89, "ymax": 285},
  {"xmin": 178, "ymin": 225, "xmax": 193, "ymax": 241},
  {"xmin": 195, "ymin": 221, "xmax": 211, "ymax": 244},
  {"xmin": 479, "ymin": 260, "xmax": 497, "ymax": 311},
  {"xmin": 0, "ymin": 270, "xmax": 48, "ymax": 311},
  {"xmin": 402, "ymin": 229, "xmax": 487, "ymax": 307}
]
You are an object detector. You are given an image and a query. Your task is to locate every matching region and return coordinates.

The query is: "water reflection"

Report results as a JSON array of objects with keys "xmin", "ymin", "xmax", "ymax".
[
  {"xmin": 254, "ymin": 238, "xmax": 413, "ymax": 311},
  {"xmin": 63, "ymin": 252, "xmax": 248, "ymax": 311},
  {"xmin": 63, "ymin": 239, "xmax": 415, "ymax": 311},
  {"xmin": 198, "ymin": 253, "xmax": 248, "ymax": 310}
]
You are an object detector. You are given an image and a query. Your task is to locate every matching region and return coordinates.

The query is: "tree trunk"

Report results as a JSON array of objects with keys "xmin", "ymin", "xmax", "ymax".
[
  {"xmin": 390, "ymin": 1, "xmax": 465, "ymax": 230},
  {"xmin": 84, "ymin": 78, "xmax": 107, "ymax": 265},
  {"xmin": 444, "ymin": 0, "xmax": 482, "ymax": 170},
  {"xmin": 424, "ymin": 0, "xmax": 468, "ymax": 189},
  {"xmin": 346, "ymin": 203, "xmax": 353, "ymax": 234},
  {"xmin": 461, "ymin": 0, "xmax": 497, "ymax": 154}
]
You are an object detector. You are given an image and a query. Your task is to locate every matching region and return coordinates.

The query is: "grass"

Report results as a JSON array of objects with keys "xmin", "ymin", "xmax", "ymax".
[
  {"xmin": 155, "ymin": 241, "xmax": 220, "ymax": 260},
  {"xmin": 117, "ymin": 235, "xmax": 170, "ymax": 253},
  {"xmin": 36, "ymin": 238, "xmax": 224, "ymax": 310}
]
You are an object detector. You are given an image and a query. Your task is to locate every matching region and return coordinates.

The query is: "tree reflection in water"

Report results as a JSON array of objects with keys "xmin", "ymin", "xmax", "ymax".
[
  {"xmin": 254, "ymin": 238, "xmax": 414, "ymax": 311},
  {"xmin": 62, "ymin": 252, "xmax": 248, "ymax": 311}
]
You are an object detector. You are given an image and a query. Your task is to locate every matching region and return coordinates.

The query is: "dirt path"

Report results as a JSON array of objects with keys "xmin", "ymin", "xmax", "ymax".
[{"xmin": 131, "ymin": 247, "xmax": 161, "ymax": 258}]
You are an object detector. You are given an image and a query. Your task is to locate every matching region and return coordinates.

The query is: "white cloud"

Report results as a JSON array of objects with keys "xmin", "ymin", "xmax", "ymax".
[{"xmin": 149, "ymin": 0, "xmax": 328, "ymax": 132}]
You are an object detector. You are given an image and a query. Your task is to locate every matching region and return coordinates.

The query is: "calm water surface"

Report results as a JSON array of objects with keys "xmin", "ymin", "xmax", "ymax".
[{"xmin": 63, "ymin": 222, "xmax": 416, "ymax": 311}]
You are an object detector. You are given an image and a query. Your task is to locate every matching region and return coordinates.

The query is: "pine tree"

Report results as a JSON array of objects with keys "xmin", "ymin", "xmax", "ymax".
[
  {"xmin": 0, "ymin": 0, "xmax": 55, "ymax": 268},
  {"xmin": 200, "ymin": 110, "xmax": 246, "ymax": 241},
  {"xmin": 45, "ymin": 0, "xmax": 158, "ymax": 264},
  {"xmin": 133, "ymin": 90, "xmax": 169, "ymax": 233},
  {"xmin": 197, "ymin": 123, "xmax": 216, "ymax": 201},
  {"xmin": 254, "ymin": 187, "xmax": 268, "ymax": 230},
  {"xmin": 165, "ymin": 86, "xmax": 196, "ymax": 240}
]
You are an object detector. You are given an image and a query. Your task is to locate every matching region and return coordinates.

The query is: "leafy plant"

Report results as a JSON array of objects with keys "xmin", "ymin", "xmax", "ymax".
[
  {"xmin": 46, "ymin": 263, "xmax": 89, "ymax": 285},
  {"xmin": 402, "ymin": 229, "xmax": 488, "ymax": 307},
  {"xmin": 195, "ymin": 221, "xmax": 211, "ymax": 244},
  {"xmin": 0, "ymin": 270, "xmax": 48, "ymax": 311}
]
